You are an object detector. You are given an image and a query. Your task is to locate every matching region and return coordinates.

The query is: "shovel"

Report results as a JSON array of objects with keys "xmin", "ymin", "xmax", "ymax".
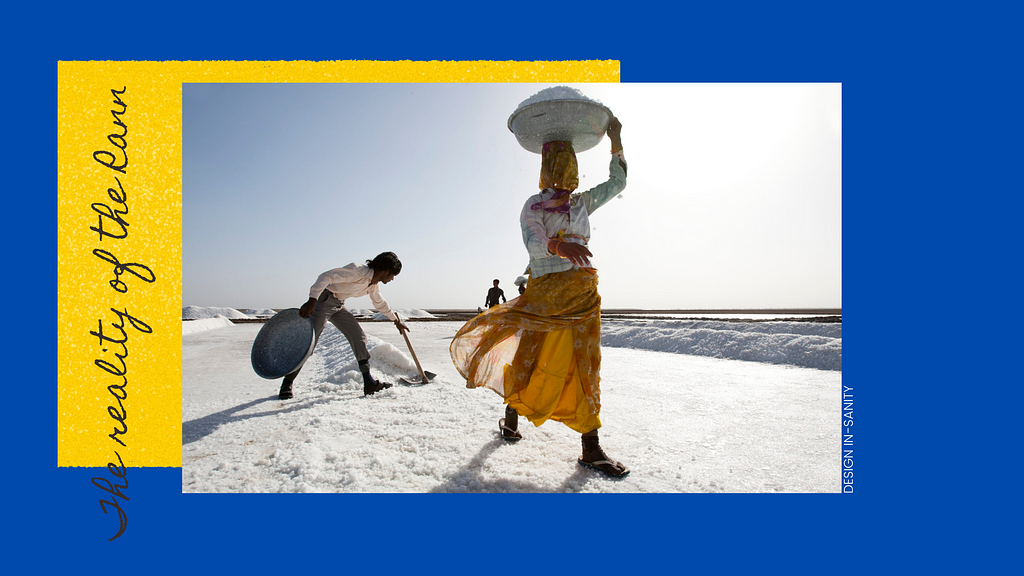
[{"xmin": 394, "ymin": 313, "xmax": 436, "ymax": 385}]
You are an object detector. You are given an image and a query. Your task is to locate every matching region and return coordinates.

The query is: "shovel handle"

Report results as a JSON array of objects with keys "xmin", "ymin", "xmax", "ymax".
[{"xmin": 396, "ymin": 314, "xmax": 429, "ymax": 383}]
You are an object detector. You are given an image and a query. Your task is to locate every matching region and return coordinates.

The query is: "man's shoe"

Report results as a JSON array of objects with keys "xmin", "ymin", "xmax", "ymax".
[
  {"xmin": 363, "ymin": 379, "xmax": 393, "ymax": 396},
  {"xmin": 279, "ymin": 382, "xmax": 293, "ymax": 400}
]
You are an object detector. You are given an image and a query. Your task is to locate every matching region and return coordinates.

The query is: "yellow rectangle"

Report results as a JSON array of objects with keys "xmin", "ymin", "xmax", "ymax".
[{"xmin": 57, "ymin": 60, "xmax": 619, "ymax": 468}]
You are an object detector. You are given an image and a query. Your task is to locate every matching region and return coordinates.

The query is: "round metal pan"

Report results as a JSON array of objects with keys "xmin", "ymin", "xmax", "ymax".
[
  {"xmin": 508, "ymin": 98, "xmax": 612, "ymax": 154},
  {"xmin": 250, "ymin": 308, "xmax": 315, "ymax": 379}
]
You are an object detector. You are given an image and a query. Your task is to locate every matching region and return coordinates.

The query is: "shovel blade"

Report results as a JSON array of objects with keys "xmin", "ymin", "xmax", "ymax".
[{"xmin": 400, "ymin": 371, "xmax": 436, "ymax": 386}]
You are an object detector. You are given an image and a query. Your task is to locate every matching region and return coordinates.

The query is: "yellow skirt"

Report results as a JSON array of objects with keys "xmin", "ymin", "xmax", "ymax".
[{"xmin": 449, "ymin": 268, "xmax": 602, "ymax": 433}]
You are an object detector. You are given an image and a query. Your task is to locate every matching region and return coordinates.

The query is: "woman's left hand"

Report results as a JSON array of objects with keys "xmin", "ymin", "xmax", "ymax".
[{"xmin": 607, "ymin": 116, "xmax": 622, "ymax": 139}]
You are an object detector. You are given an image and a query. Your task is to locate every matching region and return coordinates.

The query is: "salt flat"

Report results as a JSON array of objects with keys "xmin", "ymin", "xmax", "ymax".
[{"xmin": 183, "ymin": 316, "xmax": 841, "ymax": 493}]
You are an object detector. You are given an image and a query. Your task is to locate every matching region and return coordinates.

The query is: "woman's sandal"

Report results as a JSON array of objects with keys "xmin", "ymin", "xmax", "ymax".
[
  {"xmin": 498, "ymin": 418, "xmax": 523, "ymax": 442},
  {"xmin": 578, "ymin": 448, "xmax": 630, "ymax": 478}
]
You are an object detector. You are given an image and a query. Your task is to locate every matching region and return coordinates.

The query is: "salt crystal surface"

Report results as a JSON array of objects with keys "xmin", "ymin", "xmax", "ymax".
[{"xmin": 516, "ymin": 86, "xmax": 601, "ymax": 109}]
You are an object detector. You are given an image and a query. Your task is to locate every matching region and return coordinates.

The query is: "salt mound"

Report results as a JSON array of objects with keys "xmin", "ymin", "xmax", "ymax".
[
  {"xmin": 602, "ymin": 320, "xmax": 842, "ymax": 371},
  {"xmin": 242, "ymin": 308, "xmax": 277, "ymax": 317},
  {"xmin": 313, "ymin": 329, "xmax": 415, "ymax": 387},
  {"xmin": 373, "ymin": 309, "xmax": 436, "ymax": 321},
  {"xmin": 517, "ymin": 86, "xmax": 601, "ymax": 109},
  {"xmin": 182, "ymin": 316, "xmax": 235, "ymax": 335},
  {"xmin": 183, "ymin": 305, "xmax": 251, "ymax": 320},
  {"xmin": 307, "ymin": 307, "xmax": 434, "ymax": 320},
  {"xmin": 367, "ymin": 340, "xmax": 416, "ymax": 373}
]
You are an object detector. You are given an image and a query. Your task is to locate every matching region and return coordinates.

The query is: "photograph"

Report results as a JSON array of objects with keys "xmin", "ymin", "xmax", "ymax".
[{"xmin": 181, "ymin": 82, "xmax": 843, "ymax": 493}]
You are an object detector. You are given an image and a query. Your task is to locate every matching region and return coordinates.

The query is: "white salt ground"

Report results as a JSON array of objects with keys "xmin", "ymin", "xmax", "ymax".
[{"xmin": 183, "ymin": 307, "xmax": 842, "ymax": 493}]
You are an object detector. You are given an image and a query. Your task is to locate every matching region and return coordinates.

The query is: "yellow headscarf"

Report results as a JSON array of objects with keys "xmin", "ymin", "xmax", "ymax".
[{"xmin": 539, "ymin": 141, "xmax": 578, "ymax": 192}]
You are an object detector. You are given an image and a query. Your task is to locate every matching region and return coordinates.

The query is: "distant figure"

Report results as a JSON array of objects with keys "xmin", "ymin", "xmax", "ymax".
[
  {"xmin": 485, "ymin": 279, "xmax": 506, "ymax": 308},
  {"xmin": 278, "ymin": 251, "xmax": 409, "ymax": 400},
  {"xmin": 514, "ymin": 276, "xmax": 527, "ymax": 296}
]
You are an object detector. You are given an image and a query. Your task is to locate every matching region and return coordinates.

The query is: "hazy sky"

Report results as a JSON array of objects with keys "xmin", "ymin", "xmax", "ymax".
[{"xmin": 183, "ymin": 82, "xmax": 841, "ymax": 310}]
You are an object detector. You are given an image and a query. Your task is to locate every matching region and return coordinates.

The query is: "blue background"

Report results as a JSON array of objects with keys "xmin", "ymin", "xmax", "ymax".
[{"xmin": 18, "ymin": 1, "xmax": 1017, "ymax": 572}]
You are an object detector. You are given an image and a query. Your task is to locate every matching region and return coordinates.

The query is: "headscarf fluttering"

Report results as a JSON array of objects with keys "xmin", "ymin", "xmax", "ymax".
[{"xmin": 533, "ymin": 141, "xmax": 578, "ymax": 213}]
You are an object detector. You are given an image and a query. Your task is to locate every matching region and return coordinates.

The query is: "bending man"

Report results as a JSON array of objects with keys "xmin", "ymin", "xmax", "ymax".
[{"xmin": 280, "ymin": 251, "xmax": 408, "ymax": 399}]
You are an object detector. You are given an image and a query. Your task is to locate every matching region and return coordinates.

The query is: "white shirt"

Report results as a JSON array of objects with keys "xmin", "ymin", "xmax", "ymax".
[
  {"xmin": 520, "ymin": 151, "xmax": 627, "ymax": 278},
  {"xmin": 308, "ymin": 263, "xmax": 397, "ymax": 321}
]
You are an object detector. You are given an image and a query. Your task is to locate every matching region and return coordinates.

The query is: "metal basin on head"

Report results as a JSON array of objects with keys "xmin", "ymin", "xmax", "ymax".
[{"xmin": 508, "ymin": 87, "xmax": 612, "ymax": 154}]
